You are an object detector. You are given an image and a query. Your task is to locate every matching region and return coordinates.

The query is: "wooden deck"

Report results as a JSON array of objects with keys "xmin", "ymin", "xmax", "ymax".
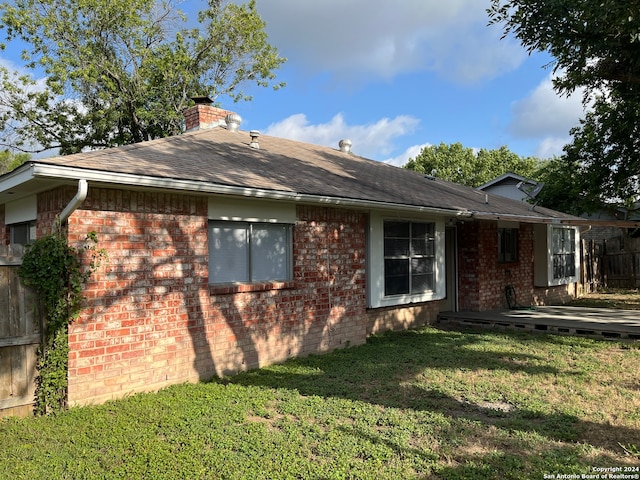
[{"xmin": 438, "ymin": 306, "xmax": 640, "ymax": 341}]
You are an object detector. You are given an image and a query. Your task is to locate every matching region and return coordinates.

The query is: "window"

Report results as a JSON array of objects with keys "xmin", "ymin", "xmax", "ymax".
[
  {"xmin": 534, "ymin": 224, "xmax": 579, "ymax": 287},
  {"xmin": 552, "ymin": 227, "xmax": 575, "ymax": 280},
  {"xmin": 383, "ymin": 220, "xmax": 435, "ymax": 296},
  {"xmin": 208, "ymin": 221, "xmax": 292, "ymax": 284},
  {"xmin": 498, "ymin": 228, "xmax": 518, "ymax": 262},
  {"xmin": 9, "ymin": 221, "xmax": 36, "ymax": 245}
]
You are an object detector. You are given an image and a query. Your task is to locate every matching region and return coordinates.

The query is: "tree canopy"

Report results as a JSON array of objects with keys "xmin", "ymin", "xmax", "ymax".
[
  {"xmin": 404, "ymin": 143, "xmax": 541, "ymax": 188},
  {"xmin": 0, "ymin": 150, "xmax": 30, "ymax": 174},
  {"xmin": 0, "ymin": 0, "xmax": 285, "ymax": 155},
  {"xmin": 488, "ymin": 0, "xmax": 640, "ymax": 214}
]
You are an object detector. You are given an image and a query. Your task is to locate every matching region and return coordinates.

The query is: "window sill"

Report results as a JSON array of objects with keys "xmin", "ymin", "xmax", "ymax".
[{"xmin": 209, "ymin": 281, "xmax": 295, "ymax": 295}]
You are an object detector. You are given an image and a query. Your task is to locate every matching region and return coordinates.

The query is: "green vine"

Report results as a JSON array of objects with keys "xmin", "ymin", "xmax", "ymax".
[{"xmin": 19, "ymin": 223, "xmax": 106, "ymax": 415}]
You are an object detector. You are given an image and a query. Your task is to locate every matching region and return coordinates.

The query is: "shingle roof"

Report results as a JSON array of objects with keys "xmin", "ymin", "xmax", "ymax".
[{"xmin": 36, "ymin": 126, "xmax": 579, "ymax": 222}]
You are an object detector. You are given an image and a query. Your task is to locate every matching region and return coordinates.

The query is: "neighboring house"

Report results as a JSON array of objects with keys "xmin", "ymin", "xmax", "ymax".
[
  {"xmin": 477, "ymin": 172, "xmax": 542, "ymax": 203},
  {"xmin": 478, "ymin": 173, "xmax": 639, "ymax": 245},
  {"xmin": 0, "ymin": 104, "xmax": 596, "ymax": 406}
]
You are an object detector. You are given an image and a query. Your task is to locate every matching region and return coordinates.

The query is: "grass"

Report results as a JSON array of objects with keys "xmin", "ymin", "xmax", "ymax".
[
  {"xmin": 2, "ymin": 326, "xmax": 640, "ymax": 479},
  {"xmin": 570, "ymin": 288, "xmax": 640, "ymax": 310}
]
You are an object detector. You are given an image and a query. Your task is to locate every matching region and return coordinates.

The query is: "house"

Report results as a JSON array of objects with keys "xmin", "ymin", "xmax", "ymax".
[
  {"xmin": 0, "ymin": 103, "xmax": 605, "ymax": 407},
  {"xmin": 477, "ymin": 172, "xmax": 542, "ymax": 203},
  {"xmin": 478, "ymin": 172, "xmax": 640, "ymax": 246}
]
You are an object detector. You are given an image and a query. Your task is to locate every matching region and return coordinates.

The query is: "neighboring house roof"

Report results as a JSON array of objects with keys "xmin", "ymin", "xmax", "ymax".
[
  {"xmin": 478, "ymin": 172, "xmax": 536, "ymax": 191},
  {"xmin": 477, "ymin": 172, "xmax": 540, "ymax": 203},
  {"xmin": 0, "ymin": 127, "xmax": 583, "ymax": 225}
]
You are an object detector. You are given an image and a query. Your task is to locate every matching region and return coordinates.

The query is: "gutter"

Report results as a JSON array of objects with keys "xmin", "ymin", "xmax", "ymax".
[
  {"xmin": 22, "ymin": 164, "xmax": 640, "ymax": 227},
  {"xmin": 29, "ymin": 164, "xmax": 473, "ymax": 218},
  {"xmin": 59, "ymin": 179, "xmax": 88, "ymax": 223},
  {"xmin": 470, "ymin": 211, "xmax": 640, "ymax": 228}
]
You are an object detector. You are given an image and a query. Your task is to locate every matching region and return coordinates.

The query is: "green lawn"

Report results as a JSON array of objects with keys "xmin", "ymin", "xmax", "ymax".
[{"xmin": 2, "ymin": 326, "xmax": 639, "ymax": 479}]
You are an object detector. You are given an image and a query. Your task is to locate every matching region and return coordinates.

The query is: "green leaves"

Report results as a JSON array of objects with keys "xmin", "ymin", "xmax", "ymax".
[
  {"xmin": 404, "ymin": 142, "xmax": 541, "ymax": 188},
  {"xmin": 0, "ymin": 0, "xmax": 286, "ymax": 154},
  {"xmin": 488, "ymin": 0, "xmax": 640, "ymax": 212},
  {"xmin": 19, "ymin": 227, "xmax": 106, "ymax": 414}
]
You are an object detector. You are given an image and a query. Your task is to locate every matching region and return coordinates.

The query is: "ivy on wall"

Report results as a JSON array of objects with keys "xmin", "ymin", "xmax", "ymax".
[{"xmin": 19, "ymin": 224, "xmax": 106, "ymax": 415}]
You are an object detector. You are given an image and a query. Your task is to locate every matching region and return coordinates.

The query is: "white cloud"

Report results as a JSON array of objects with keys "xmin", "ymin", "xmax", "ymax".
[
  {"xmin": 257, "ymin": 0, "xmax": 525, "ymax": 84},
  {"xmin": 508, "ymin": 73, "xmax": 588, "ymax": 157},
  {"xmin": 264, "ymin": 113, "xmax": 420, "ymax": 160},
  {"xmin": 509, "ymin": 74, "xmax": 585, "ymax": 138},
  {"xmin": 383, "ymin": 143, "xmax": 431, "ymax": 167},
  {"xmin": 534, "ymin": 137, "xmax": 569, "ymax": 159}
]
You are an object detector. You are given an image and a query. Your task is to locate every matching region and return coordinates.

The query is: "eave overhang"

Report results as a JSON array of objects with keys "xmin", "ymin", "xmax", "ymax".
[{"xmin": 2, "ymin": 162, "xmax": 638, "ymax": 229}]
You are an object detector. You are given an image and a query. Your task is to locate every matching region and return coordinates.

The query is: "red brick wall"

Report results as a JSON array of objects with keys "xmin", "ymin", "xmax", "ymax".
[
  {"xmin": 34, "ymin": 186, "xmax": 578, "ymax": 406},
  {"xmin": 183, "ymin": 105, "xmax": 231, "ymax": 131},
  {"xmin": 63, "ymin": 188, "xmax": 369, "ymax": 405},
  {"xmin": 366, "ymin": 302, "xmax": 441, "ymax": 335},
  {"xmin": 457, "ymin": 220, "xmax": 574, "ymax": 311}
]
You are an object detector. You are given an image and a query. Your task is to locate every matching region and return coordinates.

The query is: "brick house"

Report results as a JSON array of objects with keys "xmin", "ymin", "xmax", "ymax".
[{"xmin": 0, "ymin": 104, "xmax": 589, "ymax": 406}]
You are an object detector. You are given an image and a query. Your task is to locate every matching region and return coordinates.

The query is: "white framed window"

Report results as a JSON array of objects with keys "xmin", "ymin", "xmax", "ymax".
[
  {"xmin": 552, "ymin": 227, "xmax": 576, "ymax": 280},
  {"xmin": 384, "ymin": 220, "xmax": 436, "ymax": 295},
  {"xmin": 534, "ymin": 224, "xmax": 580, "ymax": 286},
  {"xmin": 368, "ymin": 212, "xmax": 445, "ymax": 308},
  {"xmin": 208, "ymin": 221, "xmax": 292, "ymax": 284}
]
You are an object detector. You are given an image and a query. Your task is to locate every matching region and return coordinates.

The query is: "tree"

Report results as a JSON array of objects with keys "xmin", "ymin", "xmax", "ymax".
[
  {"xmin": 404, "ymin": 142, "xmax": 541, "ymax": 188},
  {"xmin": 488, "ymin": 0, "xmax": 640, "ymax": 213},
  {"xmin": 532, "ymin": 156, "xmax": 587, "ymax": 216},
  {"xmin": 0, "ymin": 150, "xmax": 30, "ymax": 174},
  {"xmin": 0, "ymin": 0, "xmax": 285, "ymax": 155}
]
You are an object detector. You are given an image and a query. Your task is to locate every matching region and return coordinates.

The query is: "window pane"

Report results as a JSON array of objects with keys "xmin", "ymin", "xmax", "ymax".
[
  {"xmin": 384, "ymin": 238, "xmax": 409, "ymax": 257},
  {"xmin": 411, "ymin": 238, "xmax": 435, "ymax": 256},
  {"xmin": 411, "ymin": 258, "xmax": 434, "ymax": 293},
  {"xmin": 411, "ymin": 222, "xmax": 434, "ymax": 238},
  {"xmin": 412, "ymin": 273, "xmax": 434, "ymax": 293},
  {"xmin": 499, "ymin": 228, "xmax": 518, "ymax": 262},
  {"xmin": 384, "ymin": 220, "xmax": 436, "ymax": 296},
  {"xmin": 411, "ymin": 257, "xmax": 432, "ymax": 275},
  {"xmin": 384, "ymin": 259, "xmax": 409, "ymax": 295},
  {"xmin": 384, "ymin": 221, "xmax": 410, "ymax": 238},
  {"xmin": 10, "ymin": 223, "xmax": 30, "ymax": 245},
  {"xmin": 209, "ymin": 223, "xmax": 249, "ymax": 283},
  {"xmin": 552, "ymin": 228, "xmax": 575, "ymax": 279},
  {"xmin": 251, "ymin": 224, "xmax": 289, "ymax": 281}
]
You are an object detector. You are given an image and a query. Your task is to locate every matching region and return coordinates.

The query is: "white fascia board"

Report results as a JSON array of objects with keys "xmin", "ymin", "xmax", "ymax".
[
  {"xmin": 0, "ymin": 164, "xmax": 37, "ymax": 193},
  {"xmin": 29, "ymin": 163, "xmax": 475, "ymax": 218}
]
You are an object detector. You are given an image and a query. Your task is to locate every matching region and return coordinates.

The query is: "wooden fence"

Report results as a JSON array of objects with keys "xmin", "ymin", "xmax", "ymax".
[
  {"xmin": 603, "ymin": 251, "xmax": 640, "ymax": 288},
  {"xmin": 0, "ymin": 246, "xmax": 43, "ymax": 418},
  {"xmin": 581, "ymin": 239, "xmax": 603, "ymax": 293},
  {"xmin": 581, "ymin": 233, "xmax": 640, "ymax": 289}
]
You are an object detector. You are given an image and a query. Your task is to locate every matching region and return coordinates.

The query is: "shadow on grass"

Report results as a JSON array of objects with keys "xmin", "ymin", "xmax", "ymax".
[{"xmin": 219, "ymin": 327, "xmax": 640, "ymax": 467}]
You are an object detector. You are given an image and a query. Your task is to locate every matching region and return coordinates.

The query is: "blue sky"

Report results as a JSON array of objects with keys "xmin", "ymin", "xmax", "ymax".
[
  {"xmin": 0, "ymin": 0, "xmax": 589, "ymax": 166},
  {"xmin": 236, "ymin": 1, "xmax": 588, "ymax": 166}
]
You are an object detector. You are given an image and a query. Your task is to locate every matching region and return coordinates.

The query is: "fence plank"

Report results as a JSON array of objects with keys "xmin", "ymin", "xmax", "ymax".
[
  {"xmin": 0, "ymin": 345, "xmax": 12, "ymax": 400},
  {"xmin": 0, "ymin": 260, "xmax": 42, "ymax": 417},
  {"xmin": 0, "ymin": 267, "xmax": 10, "ymax": 338}
]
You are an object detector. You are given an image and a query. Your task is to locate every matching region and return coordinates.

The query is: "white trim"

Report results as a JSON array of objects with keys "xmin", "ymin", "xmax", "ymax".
[
  {"xmin": 534, "ymin": 224, "xmax": 580, "ymax": 287},
  {"xmin": 208, "ymin": 196, "xmax": 296, "ymax": 223},
  {"xmin": 5, "ymin": 195, "xmax": 37, "ymax": 224},
  {"xmin": 367, "ymin": 212, "xmax": 446, "ymax": 309}
]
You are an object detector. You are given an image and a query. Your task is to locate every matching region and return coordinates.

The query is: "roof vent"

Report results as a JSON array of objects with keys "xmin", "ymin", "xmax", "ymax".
[
  {"xmin": 225, "ymin": 112, "xmax": 242, "ymax": 132},
  {"xmin": 339, "ymin": 139, "xmax": 352, "ymax": 153},
  {"xmin": 249, "ymin": 130, "xmax": 260, "ymax": 149}
]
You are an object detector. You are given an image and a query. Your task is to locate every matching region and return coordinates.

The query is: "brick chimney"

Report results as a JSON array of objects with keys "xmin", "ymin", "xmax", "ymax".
[{"xmin": 184, "ymin": 96, "xmax": 233, "ymax": 132}]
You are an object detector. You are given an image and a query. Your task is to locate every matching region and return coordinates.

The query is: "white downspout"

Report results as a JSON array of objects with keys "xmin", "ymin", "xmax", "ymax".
[{"xmin": 59, "ymin": 179, "xmax": 88, "ymax": 224}]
